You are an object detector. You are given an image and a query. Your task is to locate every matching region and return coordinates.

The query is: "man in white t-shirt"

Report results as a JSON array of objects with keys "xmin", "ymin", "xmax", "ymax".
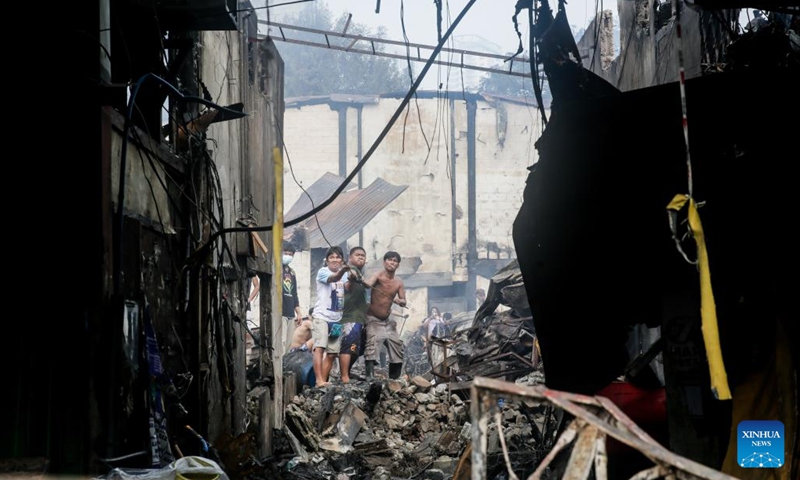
[{"xmin": 311, "ymin": 246, "xmax": 350, "ymax": 387}]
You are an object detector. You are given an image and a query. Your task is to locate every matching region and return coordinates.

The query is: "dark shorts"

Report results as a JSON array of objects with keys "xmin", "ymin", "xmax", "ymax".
[{"xmin": 339, "ymin": 323, "xmax": 363, "ymax": 356}]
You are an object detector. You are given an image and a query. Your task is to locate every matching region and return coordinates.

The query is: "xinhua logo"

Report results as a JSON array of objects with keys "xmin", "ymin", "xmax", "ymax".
[{"xmin": 737, "ymin": 420, "xmax": 784, "ymax": 468}]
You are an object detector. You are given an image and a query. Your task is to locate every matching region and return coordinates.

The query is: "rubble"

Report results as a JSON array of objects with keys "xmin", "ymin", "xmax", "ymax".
[
  {"xmin": 235, "ymin": 252, "xmax": 739, "ymax": 480},
  {"xmin": 267, "ymin": 376, "xmax": 558, "ymax": 479},
  {"xmin": 403, "ymin": 259, "xmax": 544, "ymax": 389},
  {"xmin": 238, "ymin": 258, "xmax": 554, "ymax": 478}
]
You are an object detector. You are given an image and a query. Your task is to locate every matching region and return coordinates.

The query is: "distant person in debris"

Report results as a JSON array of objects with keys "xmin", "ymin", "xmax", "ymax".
[
  {"xmin": 311, "ymin": 246, "xmax": 349, "ymax": 387},
  {"xmin": 339, "ymin": 246, "xmax": 370, "ymax": 383},
  {"xmin": 421, "ymin": 307, "xmax": 444, "ymax": 342},
  {"xmin": 362, "ymin": 251, "xmax": 407, "ymax": 380},
  {"xmin": 423, "ymin": 309, "xmax": 451, "ymax": 374}
]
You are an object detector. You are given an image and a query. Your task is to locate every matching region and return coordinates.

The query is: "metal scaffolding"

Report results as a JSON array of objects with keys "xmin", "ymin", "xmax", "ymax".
[{"xmin": 258, "ymin": 20, "xmax": 534, "ymax": 79}]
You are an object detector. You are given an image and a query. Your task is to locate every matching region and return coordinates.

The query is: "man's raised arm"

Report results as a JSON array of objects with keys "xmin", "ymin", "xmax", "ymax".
[{"xmin": 394, "ymin": 282, "xmax": 407, "ymax": 307}]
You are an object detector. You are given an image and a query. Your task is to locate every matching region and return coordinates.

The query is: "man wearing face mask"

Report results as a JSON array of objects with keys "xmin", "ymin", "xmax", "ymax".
[{"xmin": 281, "ymin": 242, "xmax": 303, "ymax": 348}]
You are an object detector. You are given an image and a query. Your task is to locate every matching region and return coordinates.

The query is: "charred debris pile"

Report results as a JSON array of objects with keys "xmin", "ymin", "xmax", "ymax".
[
  {"xmin": 248, "ymin": 260, "xmax": 553, "ymax": 479},
  {"xmin": 259, "ymin": 374, "xmax": 562, "ymax": 480},
  {"xmin": 405, "ymin": 260, "xmax": 543, "ymax": 389}
]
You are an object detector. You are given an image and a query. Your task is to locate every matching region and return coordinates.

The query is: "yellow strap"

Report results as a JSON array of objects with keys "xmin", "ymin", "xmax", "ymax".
[{"xmin": 667, "ymin": 194, "xmax": 732, "ymax": 400}]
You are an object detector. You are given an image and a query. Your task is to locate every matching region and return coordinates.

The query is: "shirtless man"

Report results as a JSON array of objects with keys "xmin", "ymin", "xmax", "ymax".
[
  {"xmin": 362, "ymin": 251, "xmax": 407, "ymax": 380},
  {"xmin": 288, "ymin": 319, "xmax": 313, "ymax": 352}
]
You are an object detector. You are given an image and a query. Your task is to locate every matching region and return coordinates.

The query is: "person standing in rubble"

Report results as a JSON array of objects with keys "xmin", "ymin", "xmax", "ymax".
[
  {"xmin": 421, "ymin": 307, "xmax": 444, "ymax": 342},
  {"xmin": 311, "ymin": 246, "xmax": 349, "ymax": 387},
  {"xmin": 422, "ymin": 308, "xmax": 450, "ymax": 374},
  {"xmin": 362, "ymin": 251, "xmax": 407, "ymax": 380},
  {"xmin": 338, "ymin": 246, "xmax": 369, "ymax": 384},
  {"xmin": 280, "ymin": 242, "xmax": 303, "ymax": 348}
]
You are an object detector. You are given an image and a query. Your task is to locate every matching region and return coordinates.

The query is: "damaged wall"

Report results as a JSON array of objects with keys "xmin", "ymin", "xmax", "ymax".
[
  {"xmin": 199, "ymin": 28, "xmax": 285, "ymax": 442},
  {"xmin": 577, "ymin": 0, "xmax": 707, "ymax": 90},
  {"xmin": 16, "ymin": 0, "xmax": 283, "ymax": 474},
  {"xmin": 282, "ymin": 94, "xmax": 547, "ymax": 326},
  {"xmin": 110, "ymin": 119, "xmax": 179, "ymax": 230}
]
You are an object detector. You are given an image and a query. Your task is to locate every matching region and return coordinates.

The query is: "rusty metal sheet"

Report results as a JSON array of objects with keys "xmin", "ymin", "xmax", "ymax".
[
  {"xmin": 284, "ymin": 172, "xmax": 355, "ymax": 223},
  {"xmin": 284, "ymin": 173, "xmax": 408, "ymax": 249}
]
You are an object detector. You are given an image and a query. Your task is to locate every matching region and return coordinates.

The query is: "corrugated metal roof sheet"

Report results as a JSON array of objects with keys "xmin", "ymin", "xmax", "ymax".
[
  {"xmin": 285, "ymin": 174, "xmax": 408, "ymax": 249},
  {"xmin": 285, "ymin": 172, "xmax": 356, "ymax": 223}
]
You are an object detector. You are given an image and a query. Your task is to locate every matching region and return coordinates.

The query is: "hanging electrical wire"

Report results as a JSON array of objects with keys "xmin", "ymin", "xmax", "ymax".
[
  {"xmin": 174, "ymin": 0, "xmax": 482, "ymax": 307},
  {"xmin": 115, "ymin": 73, "xmax": 247, "ymax": 295},
  {"xmin": 270, "ymin": 104, "xmax": 336, "ymax": 250},
  {"xmin": 195, "ymin": 0, "xmax": 480, "ymax": 254},
  {"xmin": 270, "ymin": 103, "xmax": 413, "ymax": 307},
  {"xmin": 665, "ymin": 0, "xmax": 731, "ymax": 402},
  {"xmin": 399, "ymin": 0, "xmax": 431, "ymax": 154},
  {"xmin": 673, "ymin": 0, "xmax": 694, "ymax": 197}
]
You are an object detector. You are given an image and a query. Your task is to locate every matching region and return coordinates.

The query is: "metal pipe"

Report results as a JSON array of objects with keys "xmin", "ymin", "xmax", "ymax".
[
  {"xmin": 466, "ymin": 100, "xmax": 477, "ymax": 310},
  {"xmin": 260, "ymin": 20, "xmax": 530, "ymax": 64},
  {"xmin": 357, "ymin": 105, "xmax": 364, "ymax": 247},
  {"xmin": 336, "ymin": 104, "xmax": 349, "ymax": 254},
  {"xmin": 450, "ymin": 98, "xmax": 457, "ymax": 271}
]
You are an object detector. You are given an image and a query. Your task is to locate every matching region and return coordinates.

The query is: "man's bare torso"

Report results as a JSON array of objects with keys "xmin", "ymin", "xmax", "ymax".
[
  {"xmin": 290, "ymin": 320, "xmax": 312, "ymax": 349},
  {"xmin": 367, "ymin": 271, "xmax": 403, "ymax": 320}
]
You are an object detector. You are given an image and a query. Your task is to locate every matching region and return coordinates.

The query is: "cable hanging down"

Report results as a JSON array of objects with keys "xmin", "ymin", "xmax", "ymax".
[
  {"xmin": 115, "ymin": 73, "xmax": 248, "ymax": 294},
  {"xmin": 665, "ymin": 0, "xmax": 731, "ymax": 402},
  {"xmin": 191, "ymin": 0, "xmax": 480, "ymax": 261}
]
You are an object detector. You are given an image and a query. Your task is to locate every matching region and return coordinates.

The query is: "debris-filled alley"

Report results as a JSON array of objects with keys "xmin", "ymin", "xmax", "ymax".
[{"xmin": 10, "ymin": 1, "xmax": 798, "ymax": 480}]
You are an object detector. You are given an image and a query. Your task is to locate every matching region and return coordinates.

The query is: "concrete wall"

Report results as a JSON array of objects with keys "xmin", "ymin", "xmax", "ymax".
[
  {"xmin": 202, "ymin": 30, "xmax": 246, "ymax": 236},
  {"xmin": 200, "ymin": 27, "xmax": 284, "ymax": 437},
  {"xmin": 110, "ymin": 119, "xmax": 177, "ymax": 231},
  {"xmin": 283, "ymin": 94, "xmax": 546, "ymax": 332}
]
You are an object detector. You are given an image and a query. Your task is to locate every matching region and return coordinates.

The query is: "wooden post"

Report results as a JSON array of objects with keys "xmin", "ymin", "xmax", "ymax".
[
  {"xmin": 271, "ymin": 146, "xmax": 285, "ymax": 429},
  {"xmin": 259, "ymin": 388, "xmax": 273, "ymax": 457},
  {"xmin": 284, "ymin": 371, "xmax": 297, "ymax": 409}
]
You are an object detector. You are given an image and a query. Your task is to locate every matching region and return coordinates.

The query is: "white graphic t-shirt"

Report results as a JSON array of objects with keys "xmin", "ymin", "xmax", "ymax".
[{"xmin": 313, "ymin": 267, "xmax": 349, "ymax": 322}]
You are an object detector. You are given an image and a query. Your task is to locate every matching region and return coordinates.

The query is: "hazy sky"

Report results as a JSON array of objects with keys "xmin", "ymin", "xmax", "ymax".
[{"xmin": 258, "ymin": 0, "xmax": 618, "ymax": 54}]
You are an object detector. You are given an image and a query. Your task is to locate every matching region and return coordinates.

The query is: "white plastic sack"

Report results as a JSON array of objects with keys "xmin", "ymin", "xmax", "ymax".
[{"xmin": 101, "ymin": 456, "xmax": 228, "ymax": 480}]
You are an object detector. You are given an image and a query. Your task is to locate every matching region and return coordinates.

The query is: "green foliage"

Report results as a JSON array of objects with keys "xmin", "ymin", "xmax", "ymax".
[{"xmin": 277, "ymin": 2, "xmax": 407, "ymax": 98}]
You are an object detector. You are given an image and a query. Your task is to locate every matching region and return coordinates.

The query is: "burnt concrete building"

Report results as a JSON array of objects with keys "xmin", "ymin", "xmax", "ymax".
[{"xmin": 9, "ymin": 0, "xmax": 285, "ymax": 475}]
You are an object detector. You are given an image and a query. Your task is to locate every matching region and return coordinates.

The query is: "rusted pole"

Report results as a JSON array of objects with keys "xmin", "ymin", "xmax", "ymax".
[{"xmin": 470, "ymin": 384, "xmax": 491, "ymax": 480}]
